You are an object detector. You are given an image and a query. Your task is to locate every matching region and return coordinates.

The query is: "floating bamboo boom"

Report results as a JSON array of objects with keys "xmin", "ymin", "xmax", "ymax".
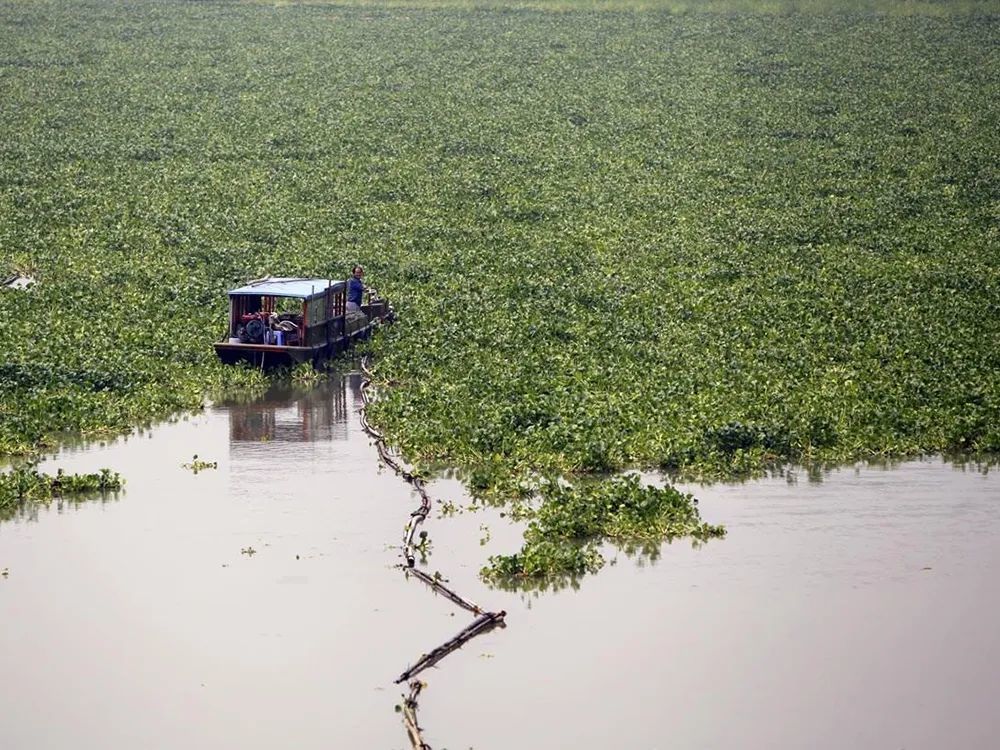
[
  {"xmin": 358, "ymin": 403, "xmax": 385, "ymax": 442},
  {"xmin": 395, "ymin": 611, "xmax": 507, "ymax": 684},
  {"xmin": 401, "ymin": 681, "xmax": 430, "ymax": 750},
  {"xmin": 405, "ymin": 567, "xmax": 484, "ymax": 614},
  {"xmin": 402, "ymin": 702, "xmax": 426, "ymax": 750},
  {"xmin": 360, "ymin": 353, "xmax": 508, "ymax": 748},
  {"xmin": 360, "ymin": 360, "xmax": 433, "ymax": 566}
]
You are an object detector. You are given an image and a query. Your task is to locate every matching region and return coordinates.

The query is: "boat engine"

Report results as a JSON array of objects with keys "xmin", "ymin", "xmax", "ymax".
[{"xmin": 243, "ymin": 318, "xmax": 266, "ymax": 343}]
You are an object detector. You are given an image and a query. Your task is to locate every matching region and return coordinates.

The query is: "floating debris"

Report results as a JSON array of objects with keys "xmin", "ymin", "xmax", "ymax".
[
  {"xmin": 182, "ymin": 455, "xmax": 218, "ymax": 473},
  {"xmin": 2, "ymin": 274, "xmax": 35, "ymax": 290}
]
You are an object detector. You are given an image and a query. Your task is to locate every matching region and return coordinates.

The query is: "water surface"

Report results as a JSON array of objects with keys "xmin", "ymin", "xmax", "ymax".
[{"xmin": 2, "ymin": 375, "xmax": 998, "ymax": 749}]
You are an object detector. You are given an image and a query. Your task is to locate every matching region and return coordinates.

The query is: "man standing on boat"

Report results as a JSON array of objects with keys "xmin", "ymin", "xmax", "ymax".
[{"xmin": 347, "ymin": 265, "xmax": 365, "ymax": 313}]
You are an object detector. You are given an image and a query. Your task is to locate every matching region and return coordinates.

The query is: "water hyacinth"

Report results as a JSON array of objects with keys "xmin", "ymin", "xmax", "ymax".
[
  {"xmin": 0, "ymin": 464, "xmax": 123, "ymax": 521},
  {"xmin": 1, "ymin": 1, "xmax": 997, "ymax": 581},
  {"xmin": 483, "ymin": 474, "xmax": 725, "ymax": 585}
]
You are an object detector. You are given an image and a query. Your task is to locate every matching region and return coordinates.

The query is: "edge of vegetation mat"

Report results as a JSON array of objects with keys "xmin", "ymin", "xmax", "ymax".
[{"xmin": 0, "ymin": 463, "xmax": 123, "ymax": 522}]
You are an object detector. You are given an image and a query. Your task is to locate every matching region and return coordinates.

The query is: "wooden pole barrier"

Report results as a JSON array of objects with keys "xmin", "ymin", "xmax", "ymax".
[
  {"xmin": 401, "ymin": 680, "xmax": 430, "ymax": 750},
  {"xmin": 359, "ymin": 354, "xmax": 507, "ymax": 742},
  {"xmin": 405, "ymin": 567, "xmax": 484, "ymax": 615},
  {"xmin": 395, "ymin": 611, "xmax": 507, "ymax": 684}
]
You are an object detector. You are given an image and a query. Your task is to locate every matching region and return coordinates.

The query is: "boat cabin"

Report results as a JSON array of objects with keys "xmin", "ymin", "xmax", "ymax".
[{"xmin": 214, "ymin": 277, "xmax": 390, "ymax": 367}]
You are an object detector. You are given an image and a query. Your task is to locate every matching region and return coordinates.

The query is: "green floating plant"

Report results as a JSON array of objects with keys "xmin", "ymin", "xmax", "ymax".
[
  {"xmin": 182, "ymin": 455, "xmax": 218, "ymax": 473},
  {"xmin": 0, "ymin": 463, "xmax": 123, "ymax": 521},
  {"xmin": 483, "ymin": 474, "xmax": 725, "ymax": 587}
]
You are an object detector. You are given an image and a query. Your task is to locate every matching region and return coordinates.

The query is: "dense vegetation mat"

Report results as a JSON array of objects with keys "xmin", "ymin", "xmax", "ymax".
[{"xmin": 1, "ymin": 0, "xmax": 997, "ymax": 580}]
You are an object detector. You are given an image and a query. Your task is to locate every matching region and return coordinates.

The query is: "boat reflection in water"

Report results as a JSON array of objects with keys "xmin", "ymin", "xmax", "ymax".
[{"xmin": 219, "ymin": 373, "xmax": 365, "ymax": 449}]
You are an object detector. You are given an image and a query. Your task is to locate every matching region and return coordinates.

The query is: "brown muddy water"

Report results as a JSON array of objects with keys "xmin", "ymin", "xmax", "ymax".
[{"xmin": 2, "ymin": 373, "xmax": 999, "ymax": 750}]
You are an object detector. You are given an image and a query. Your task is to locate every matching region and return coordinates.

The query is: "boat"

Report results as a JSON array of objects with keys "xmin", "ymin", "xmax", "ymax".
[{"xmin": 213, "ymin": 277, "xmax": 392, "ymax": 368}]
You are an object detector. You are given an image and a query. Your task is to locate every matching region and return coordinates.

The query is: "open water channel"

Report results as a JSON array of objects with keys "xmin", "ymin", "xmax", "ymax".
[{"xmin": 2, "ymin": 373, "xmax": 998, "ymax": 750}]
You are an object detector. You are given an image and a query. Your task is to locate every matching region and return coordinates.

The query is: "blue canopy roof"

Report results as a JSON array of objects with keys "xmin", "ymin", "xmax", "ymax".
[{"xmin": 228, "ymin": 277, "xmax": 345, "ymax": 299}]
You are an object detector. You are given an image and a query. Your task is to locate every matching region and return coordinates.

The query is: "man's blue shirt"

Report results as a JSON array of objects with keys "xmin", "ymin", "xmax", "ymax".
[{"xmin": 348, "ymin": 276, "xmax": 363, "ymax": 306}]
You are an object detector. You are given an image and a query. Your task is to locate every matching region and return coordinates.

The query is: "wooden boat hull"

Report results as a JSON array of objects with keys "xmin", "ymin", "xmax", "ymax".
[{"xmin": 214, "ymin": 319, "xmax": 379, "ymax": 368}]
